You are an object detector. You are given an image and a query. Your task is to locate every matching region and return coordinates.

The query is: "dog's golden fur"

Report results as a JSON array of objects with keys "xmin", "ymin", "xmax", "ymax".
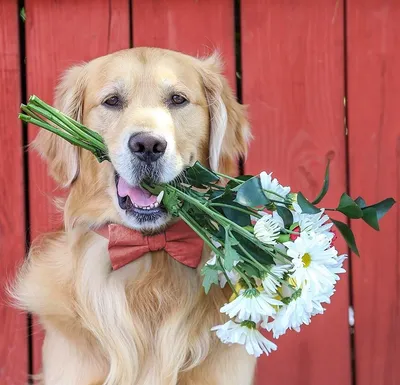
[{"xmin": 11, "ymin": 48, "xmax": 256, "ymax": 384}]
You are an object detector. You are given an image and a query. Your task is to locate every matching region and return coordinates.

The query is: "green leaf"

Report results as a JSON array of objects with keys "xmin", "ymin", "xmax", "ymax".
[
  {"xmin": 331, "ymin": 219, "xmax": 359, "ymax": 256},
  {"xmin": 241, "ymin": 262, "xmax": 261, "ymax": 279},
  {"xmin": 354, "ymin": 196, "xmax": 367, "ymax": 208},
  {"xmin": 312, "ymin": 160, "xmax": 330, "ymax": 204},
  {"xmin": 222, "ymin": 205, "xmax": 251, "ymax": 227},
  {"xmin": 297, "ymin": 192, "xmax": 320, "ymax": 214},
  {"xmin": 201, "ymin": 264, "xmax": 219, "ymax": 294},
  {"xmin": 235, "ymin": 176, "xmax": 270, "ymax": 208},
  {"xmin": 365, "ymin": 198, "xmax": 396, "ymax": 221},
  {"xmin": 209, "ymin": 190, "xmax": 225, "ymax": 201},
  {"xmin": 276, "ymin": 206, "xmax": 293, "ymax": 227},
  {"xmin": 212, "ymin": 190, "xmax": 251, "ymax": 227},
  {"xmin": 337, "ymin": 193, "xmax": 363, "ymax": 219},
  {"xmin": 224, "ymin": 231, "xmax": 241, "ymax": 270},
  {"xmin": 185, "ymin": 162, "xmax": 219, "ymax": 187},
  {"xmin": 226, "ymin": 175, "xmax": 253, "ymax": 190},
  {"xmin": 361, "ymin": 207, "xmax": 380, "ymax": 231}
]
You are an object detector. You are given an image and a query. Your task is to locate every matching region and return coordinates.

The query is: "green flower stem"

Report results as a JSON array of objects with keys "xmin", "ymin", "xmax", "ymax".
[
  {"xmin": 140, "ymin": 181, "xmax": 163, "ymax": 196},
  {"xmin": 148, "ymin": 184, "xmax": 290, "ymax": 271},
  {"xmin": 208, "ymin": 203, "xmax": 262, "ymax": 218},
  {"xmin": 64, "ymin": 115, "xmax": 105, "ymax": 142},
  {"xmin": 272, "ymin": 246, "xmax": 292, "ymax": 263},
  {"xmin": 213, "ymin": 171, "xmax": 244, "ymax": 184},
  {"xmin": 234, "ymin": 266, "xmax": 254, "ymax": 289},
  {"xmin": 239, "ymin": 253, "xmax": 286, "ymax": 286},
  {"xmin": 281, "ymin": 228, "xmax": 301, "ymax": 235},
  {"xmin": 237, "ymin": 244, "xmax": 270, "ymax": 274},
  {"xmin": 179, "ymin": 210, "xmax": 220, "ymax": 256},
  {"xmin": 165, "ymin": 185, "xmax": 231, "ymax": 226},
  {"xmin": 148, "ymin": 183, "xmax": 290, "ymax": 270},
  {"xmin": 25, "ymin": 104, "xmax": 78, "ymax": 139},
  {"xmin": 166, "ymin": 184, "xmax": 287, "ymax": 264},
  {"xmin": 19, "ymin": 114, "xmax": 97, "ymax": 153},
  {"xmin": 21, "ymin": 104, "xmax": 45, "ymax": 122},
  {"xmin": 29, "ymin": 96, "xmax": 105, "ymax": 144},
  {"xmin": 27, "ymin": 103, "xmax": 106, "ymax": 151},
  {"xmin": 262, "ymin": 189, "xmax": 290, "ymax": 202},
  {"xmin": 218, "ymin": 258, "xmax": 238, "ymax": 295},
  {"xmin": 179, "ymin": 210, "xmax": 237, "ymax": 294}
]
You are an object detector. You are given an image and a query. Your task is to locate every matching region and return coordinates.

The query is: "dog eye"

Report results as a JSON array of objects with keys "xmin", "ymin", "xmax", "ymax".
[
  {"xmin": 103, "ymin": 96, "xmax": 120, "ymax": 107},
  {"xmin": 171, "ymin": 94, "xmax": 187, "ymax": 105}
]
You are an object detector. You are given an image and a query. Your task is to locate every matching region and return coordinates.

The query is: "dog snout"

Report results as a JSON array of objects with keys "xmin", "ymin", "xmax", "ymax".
[{"xmin": 128, "ymin": 132, "xmax": 167, "ymax": 163}]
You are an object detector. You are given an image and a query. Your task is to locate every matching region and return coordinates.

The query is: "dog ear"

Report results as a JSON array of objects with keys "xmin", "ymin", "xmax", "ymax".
[
  {"xmin": 198, "ymin": 53, "xmax": 251, "ymax": 175},
  {"xmin": 32, "ymin": 64, "xmax": 87, "ymax": 187}
]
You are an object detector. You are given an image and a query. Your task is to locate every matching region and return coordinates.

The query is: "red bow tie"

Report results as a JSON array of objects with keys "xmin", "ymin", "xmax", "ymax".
[{"xmin": 96, "ymin": 220, "xmax": 204, "ymax": 270}]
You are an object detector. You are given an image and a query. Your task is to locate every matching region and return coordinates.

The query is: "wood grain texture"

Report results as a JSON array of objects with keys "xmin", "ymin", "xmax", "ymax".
[
  {"xmin": 0, "ymin": 1, "xmax": 28, "ymax": 384},
  {"xmin": 347, "ymin": 2, "xmax": 400, "ymax": 384},
  {"xmin": 25, "ymin": 0, "xmax": 130, "ymax": 373},
  {"xmin": 241, "ymin": 2, "xmax": 352, "ymax": 384},
  {"xmin": 133, "ymin": 0, "xmax": 236, "ymax": 88}
]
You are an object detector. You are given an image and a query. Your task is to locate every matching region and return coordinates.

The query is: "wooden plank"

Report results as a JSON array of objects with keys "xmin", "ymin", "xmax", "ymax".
[
  {"xmin": 346, "ymin": 2, "xmax": 400, "ymax": 385},
  {"xmin": 0, "ymin": 1, "xmax": 28, "ymax": 384},
  {"xmin": 133, "ymin": 0, "xmax": 236, "ymax": 88},
  {"xmin": 241, "ymin": 2, "xmax": 352, "ymax": 384},
  {"xmin": 25, "ymin": 0, "xmax": 130, "ymax": 374}
]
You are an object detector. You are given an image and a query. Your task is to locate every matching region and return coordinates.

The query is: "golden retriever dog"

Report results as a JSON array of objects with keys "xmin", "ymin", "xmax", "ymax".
[{"xmin": 12, "ymin": 48, "xmax": 256, "ymax": 385}]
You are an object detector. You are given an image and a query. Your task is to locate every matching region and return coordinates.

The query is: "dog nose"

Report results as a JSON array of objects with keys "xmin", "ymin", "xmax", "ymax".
[{"xmin": 128, "ymin": 133, "xmax": 167, "ymax": 163}]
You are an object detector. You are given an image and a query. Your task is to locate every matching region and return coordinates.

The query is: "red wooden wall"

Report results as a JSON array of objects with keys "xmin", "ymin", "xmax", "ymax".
[
  {"xmin": 0, "ymin": 1, "xmax": 398, "ymax": 384},
  {"xmin": 0, "ymin": 2, "xmax": 27, "ymax": 384}
]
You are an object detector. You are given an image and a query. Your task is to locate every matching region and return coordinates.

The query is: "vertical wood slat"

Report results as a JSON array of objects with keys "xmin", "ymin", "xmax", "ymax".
[
  {"xmin": 0, "ymin": 1, "xmax": 28, "ymax": 384},
  {"xmin": 132, "ymin": 0, "xmax": 236, "ymax": 88},
  {"xmin": 240, "ymin": 2, "xmax": 352, "ymax": 385},
  {"xmin": 346, "ymin": 2, "xmax": 400, "ymax": 385},
  {"xmin": 25, "ymin": 0, "xmax": 130, "ymax": 374}
]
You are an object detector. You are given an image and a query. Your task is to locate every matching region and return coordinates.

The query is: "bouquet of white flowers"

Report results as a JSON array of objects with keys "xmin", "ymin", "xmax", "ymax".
[{"xmin": 20, "ymin": 96, "xmax": 395, "ymax": 357}]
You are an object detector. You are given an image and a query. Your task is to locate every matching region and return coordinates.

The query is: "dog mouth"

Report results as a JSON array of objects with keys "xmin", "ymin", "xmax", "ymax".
[{"xmin": 115, "ymin": 173, "xmax": 166, "ymax": 221}]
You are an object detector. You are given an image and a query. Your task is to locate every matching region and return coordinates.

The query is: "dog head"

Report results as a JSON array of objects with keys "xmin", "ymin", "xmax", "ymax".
[{"xmin": 34, "ymin": 48, "xmax": 250, "ymax": 232}]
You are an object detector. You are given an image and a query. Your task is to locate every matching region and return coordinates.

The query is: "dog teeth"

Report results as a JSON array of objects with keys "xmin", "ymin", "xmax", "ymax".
[
  {"xmin": 156, "ymin": 191, "xmax": 164, "ymax": 204},
  {"xmin": 131, "ymin": 199, "xmax": 161, "ymax": 210}
]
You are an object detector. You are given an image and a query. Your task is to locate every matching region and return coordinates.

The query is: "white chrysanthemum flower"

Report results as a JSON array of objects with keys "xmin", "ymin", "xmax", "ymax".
[
  {"xmin": 261, "ymin": 264, "xmax": 291, "ymax": 295},
  {"xmin": 309, "ymin": 289, "xmax": 333, "ymax": 316},
  {"xmin": 212, "ymin": 320, "xmax": 277, "ymax": 357},
  {"xmin": 325, "ymin": 254, "xmax": 347, "ymax": 279},
  {"xmin": 284, "ymin": 233, "xmax": 338, "ymax": 295},
  {"xmin": 295, "ymin": 209, "xmax": 334, "ymax": 240},
  {"xmin": 260, "ymin": 171, "xmax": 291, "ymax": 203},
  {"xmin": 271, "ymin": 211, "xmax": 288, "ymax": 229},
  {"xmin": 254, "ymin": 214, "xmax": 281, "ymax": 245},
  {"xmin": 206, "ymin": 254, "xmax": 240, "ymax": 288},
  {"xmin": 274, "ymin": 205, "xmax": 334, "ymax": 241},
  {"xmin": 221, "ymin": 288, "xmax": 282, "ymax": 323},
  {"xmin": 262, "ymin": 288, "xmax": 312, "ymax": 338}
]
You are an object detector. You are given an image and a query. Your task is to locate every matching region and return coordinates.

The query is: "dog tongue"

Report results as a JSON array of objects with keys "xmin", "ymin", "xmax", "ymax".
[{"xmin": 117, "ymin": 176, "xmax": 157, "ymax": 206}]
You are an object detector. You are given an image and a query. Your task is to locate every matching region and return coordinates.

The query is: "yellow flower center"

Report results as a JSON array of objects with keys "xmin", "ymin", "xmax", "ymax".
[{"xmin": 302, "ymin": 253, "xmax": 312, "ymax": 267}]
